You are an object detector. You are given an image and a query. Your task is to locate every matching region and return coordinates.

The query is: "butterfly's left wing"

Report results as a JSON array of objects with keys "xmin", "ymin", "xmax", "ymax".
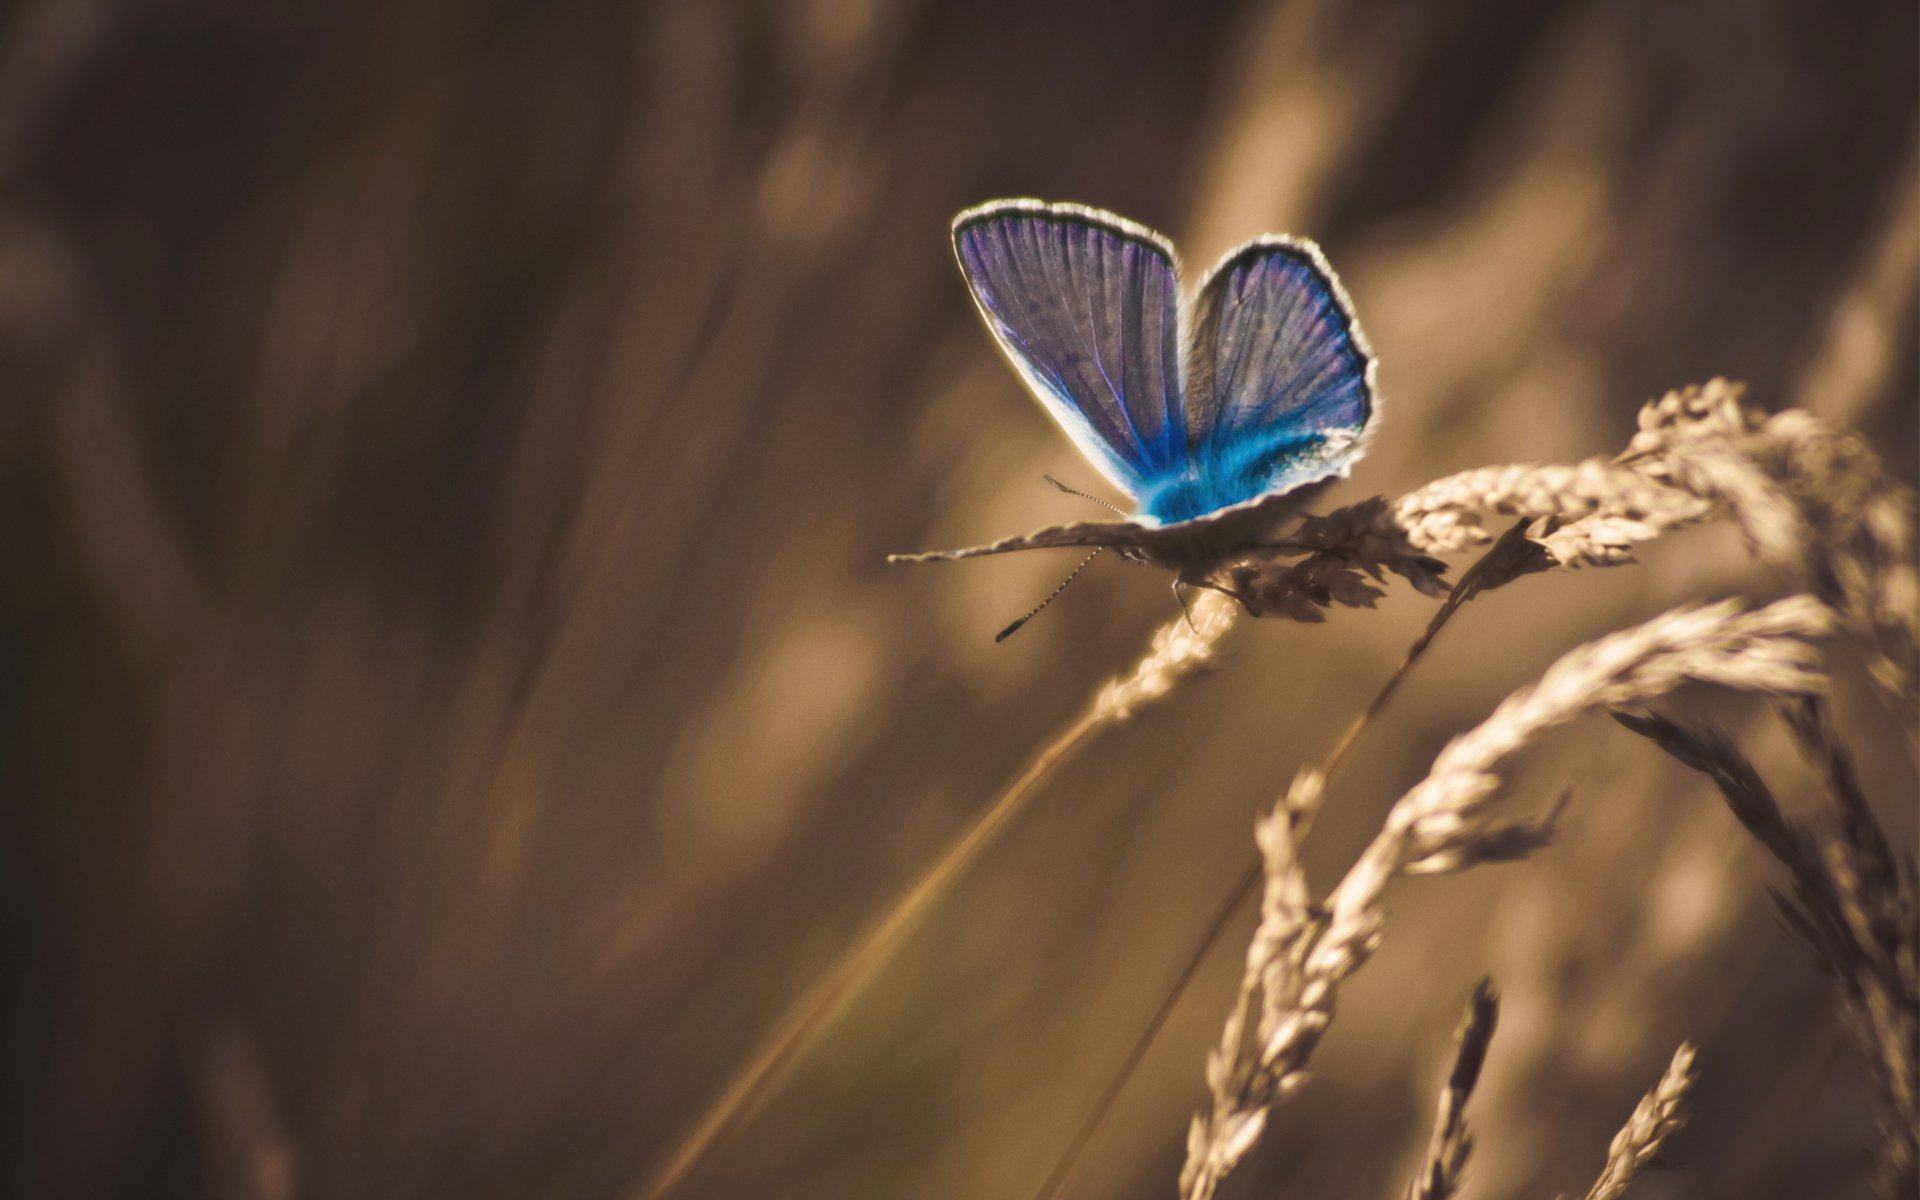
[
  {"xmin": 1162, "ymin": 238, "xmax": 1374, "ymax": 521},
  {"xmin": 953, "ymin": 201, "xmax": 1187, "ymax": 498}
]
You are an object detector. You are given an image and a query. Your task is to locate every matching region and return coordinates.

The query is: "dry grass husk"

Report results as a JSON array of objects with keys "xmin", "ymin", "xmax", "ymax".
[
  {"xmin": 1580, "ymin": 1044, "xmax": 1699, "ymax": 1200},
  {"xmin": 1178, "ymin": 595, "xmax": 1834, "ymax": 1199},
  {"xmin": 1175, "ymin": 378, "xmax": 1916, "ymax": 1199},
  {"xmin": 1615, "ymin": 700, "xmax": 1918, "ymax": 1195},
  {"xmin": 1404, "ymin": 979, "xmax": 1499, "ymax": 1200},
  {"xmin": 1225, "ymin": 381, "xmax": 1917, "ymax": 733}
]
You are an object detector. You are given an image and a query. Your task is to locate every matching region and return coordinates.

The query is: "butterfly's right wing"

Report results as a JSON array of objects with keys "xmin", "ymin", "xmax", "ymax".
[
  {"xmin": 953, "ymin": 201, "xmax": 1186, "ymax": 498},
  {"xmin": 1180, "ymin": 237, "xmax": 1375, "ymax": 504}
]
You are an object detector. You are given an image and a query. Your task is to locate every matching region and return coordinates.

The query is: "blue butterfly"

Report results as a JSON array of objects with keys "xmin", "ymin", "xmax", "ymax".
[{"xmin": 894, "ymin": 199, "xmax": 1377, "ymax": 631}]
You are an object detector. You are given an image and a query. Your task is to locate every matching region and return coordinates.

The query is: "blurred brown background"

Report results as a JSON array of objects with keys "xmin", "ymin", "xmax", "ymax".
[{"xmin": 0, "ymin": 0, "xmax": 1914, "ymax": 1197}]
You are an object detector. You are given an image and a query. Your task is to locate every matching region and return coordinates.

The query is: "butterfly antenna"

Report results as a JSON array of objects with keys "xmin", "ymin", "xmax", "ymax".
[
  {"xmin": 1042, "ymin": 474, "xmax": 1127, "ymax": 515},
  {"xmin": 996, "ymin": 548, "xmax": 1105, "ymax": 642}
]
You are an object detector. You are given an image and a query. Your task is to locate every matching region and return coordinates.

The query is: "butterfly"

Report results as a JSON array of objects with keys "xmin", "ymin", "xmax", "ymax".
[{"xmin": 892, "ymin": 199, "xmax": 1377, "ymax": 634}]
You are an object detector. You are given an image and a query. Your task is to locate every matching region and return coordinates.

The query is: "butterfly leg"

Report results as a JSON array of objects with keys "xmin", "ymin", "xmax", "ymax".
[
  {"xmin": 1181, "ymin": 571, "xmax": 1265, "ymax": 619},
  {"xmin": 1171, "ymin": 579, "xmax": 1197, "ymax": 633}
]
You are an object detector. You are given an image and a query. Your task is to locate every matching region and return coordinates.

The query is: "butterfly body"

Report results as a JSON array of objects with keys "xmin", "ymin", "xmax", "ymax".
[
  {"xmin": 895, "ymin": 199, "xmax": 1376, "ymax": 590},
  {"xmin": 1130, "ymin": 478, "xmax": 1340, "ymax": 576}
]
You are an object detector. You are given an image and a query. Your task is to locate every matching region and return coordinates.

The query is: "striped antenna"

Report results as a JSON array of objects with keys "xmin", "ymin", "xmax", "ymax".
[
  {"xmin": 995, "ymin": 548, "xmax": 1106, "ymax": 642},
  {"xmin": 1043, "ymin": 474, "xmax": 1127, "ymax": 514}
]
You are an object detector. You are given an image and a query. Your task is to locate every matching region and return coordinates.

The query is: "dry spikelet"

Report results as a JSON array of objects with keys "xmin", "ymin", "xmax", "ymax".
[
  {"xmin": 1224, "ymin": 379, "xmax": 1918, "ymax": 708},
  {"xmin": 1581, "ymin": 1043, "xmax": 1698, "ymax": 1200},
  {"xmin": 1615, "ymin": 698, "xmax": 1919, "ymax": 1194},
  {"xmin": 1393, "ymin": 459, "xmax": 1714, "ymax": 562},
  {"xmin": 1093, "ymin": 588, "xmax": 1237, "ymax": 719},
  {"xmin": 1222, "ymin": 396, "xmax": 1717, "ymax": 617},
  {"xmin": 1405, "ymin": 979, "xmax": 1499, "ymax": 1200},
  {"xmin": 1177, "ymin": 595, "xmax": 1833, "ymax": 1200},
  {"xmin": 1624, "ymin": 378, "xmax": 1918, "ymax": 724},
  {"xmin": 1225, "ymin": 497, "xmax": 1452, "ymax": 620}
]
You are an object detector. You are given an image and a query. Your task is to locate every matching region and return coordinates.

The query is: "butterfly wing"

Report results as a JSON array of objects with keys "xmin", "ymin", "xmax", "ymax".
[
  {"xmin": 887, "ymin": 517, "xmax": 1154, "ymax": 563},
  {"xmin": 952, "ymin": 201, "xmax": 1186, "ymax": 498},
  {"xmin": 1140, "ymin": 237, "xmax": 1374, "ymax": 524},
  {"xmin": 888, "ymin": 485, "xmax": 1322, "ymax": 566}
]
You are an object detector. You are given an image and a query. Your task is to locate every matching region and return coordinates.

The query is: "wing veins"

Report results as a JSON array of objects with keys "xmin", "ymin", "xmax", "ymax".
[{"xmin": 1070, "ymin": 229, "xmax": 1144, "ymax": 461}]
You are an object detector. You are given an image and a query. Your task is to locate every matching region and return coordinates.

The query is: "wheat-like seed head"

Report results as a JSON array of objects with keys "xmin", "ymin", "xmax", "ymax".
[
  {"xmin": 1581, "ymin": 1043, "xmax": 1698, "ymax": 1200},
  {"xmin": 1224, "ymin": 382, "xmax": 1916, "ymax": 727},
  {"xmin": 1093, "ymin": 588, "xmax": 1238, "ymax": 721},
  {"xmin": 1609, "ymin": 378, "xmax": 1913, "ymax": 723},
  {"xmin": 1001, "ymin": 378, "xmax": 1908, "ymax": 1200},
  {"xmin": 1175, "ymin": 378, "xmax": 1914, "ymax": 1198},
  {"xmin": 1405, "ymin": 979, "xmax": 1499, "ymax": 1200},
  {"xmin": 1178, "ymin": 595, "xmax": 1832, "ymax": 1200},
  {"xmin": 1393, "ymin": 459, "xmax": 1715, "ymax": 559},
  {"xmin": 1616, "ymin": 699, "xmax": 1918, "ymax": 1192}
]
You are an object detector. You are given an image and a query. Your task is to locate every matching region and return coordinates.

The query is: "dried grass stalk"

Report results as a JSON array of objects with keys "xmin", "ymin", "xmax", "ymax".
[
  {"xmin": 1225, "ymin": 386, "xmax": 1725, "ymax": 619},
  {"xmin": 1406, "ymin": 979, "xmax": 1499, "ymax": 1200},
  {"xmin": 1626, "ymin": 380, "xmax": 1918, "ymax": 727},
  {"xmin": 1035, "ymin": 529, "xmax": 1539, "ymax": 1200},
  {"xmin": 1615, "ymin": 697, "xmax": 1919, "ymax": 1194},
  {"xmin": 636, "ymin": 591, "xmax": 1237, "ymax": 1200},
  {"xmin": 1581, "ymin": 1043, "xmax": 1699, "ymax": 1200},
  {"xmin": 1177, "ymin": 596, "xmax": 1833, "ymax": 1200},
  {"xmin": 1228, "ymin": 382, "xmax": 1917, "ymax": 726},
  {"xmin": 1395, "ymin": 460, "xmax": 1713, "ymax": 563},
  {"xmin": 1094, "ymin": 588, "xmax": 1238, "ymax": 719}
]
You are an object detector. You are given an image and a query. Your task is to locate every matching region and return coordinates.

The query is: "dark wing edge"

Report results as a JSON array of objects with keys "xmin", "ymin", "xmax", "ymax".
[
  {"xmin": 887, "ymin": 516, "xmax": 1155, "ymax": 562},
  {"xmin": 951, "ymin": 200, "xmax": 1186, "ymax": 497},
  {"xmin": 1182, "ymin": 234, "xmax": 1377, "ymax": 474}
]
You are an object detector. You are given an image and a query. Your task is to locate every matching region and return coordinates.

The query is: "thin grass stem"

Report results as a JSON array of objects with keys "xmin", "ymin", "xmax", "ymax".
[
  {"xmin": 634, "ymin": 593, "xmax": 1238, "ymax": 1200},
  {"xmin": 1031, "ymin": 522, "xmax": 1535, "ymax": 1200}
]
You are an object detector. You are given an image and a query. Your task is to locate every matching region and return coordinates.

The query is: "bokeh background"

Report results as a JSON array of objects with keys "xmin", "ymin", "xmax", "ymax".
[{"xmin": 0, "ymin": 0, "xmax": 1914, "ymax": 1197}]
